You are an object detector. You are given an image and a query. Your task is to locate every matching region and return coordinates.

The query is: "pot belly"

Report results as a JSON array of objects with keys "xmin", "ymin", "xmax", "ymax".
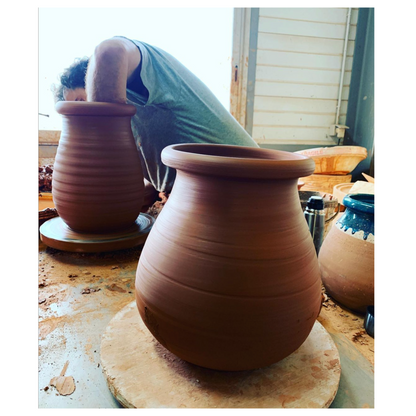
[{"xmin": 135, "ymin": 218, "xmax": 322, "ymax": 371}]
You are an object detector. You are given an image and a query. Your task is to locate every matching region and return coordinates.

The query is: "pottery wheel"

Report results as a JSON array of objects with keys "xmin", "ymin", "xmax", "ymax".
[
  {"xmin": 39, "ymin": 214, "xmax": 154, "ymax": 253},
  {"xmin": 100, "ymin": 301, "xmax": 341, "ymax": 408}
]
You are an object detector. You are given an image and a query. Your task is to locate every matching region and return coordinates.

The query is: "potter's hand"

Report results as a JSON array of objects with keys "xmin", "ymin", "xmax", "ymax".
[{"xmin": 86, "ymin": 37, "xmax": 141, "ymax": 104}]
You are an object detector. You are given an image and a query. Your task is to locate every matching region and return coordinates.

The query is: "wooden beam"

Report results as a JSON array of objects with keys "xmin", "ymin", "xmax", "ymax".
[{"xmin": 39, "ymin": 130, "xmax": 61, "ymax": 144}]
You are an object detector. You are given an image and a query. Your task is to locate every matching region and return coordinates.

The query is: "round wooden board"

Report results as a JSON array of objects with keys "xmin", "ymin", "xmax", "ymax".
[
  {"xmin": 39, "ymin": 214, "xmax": 154, "ymax": 252},
  {"xmin": 100, "ymin": 301, "xmax": 341, "ymax": 408}
]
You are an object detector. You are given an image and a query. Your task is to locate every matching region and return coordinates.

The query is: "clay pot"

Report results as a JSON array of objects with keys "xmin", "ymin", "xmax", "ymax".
[
  {"xmin": 53, "ymin": 102, "xmax": 144, "ymax": 233},
  {"xmin": 135, "ymin": 144, "xmax": 322, "ymax": 371},
  {"xmin": 318, "ymin": 193, "xmax": 374, "ymax": 313}
]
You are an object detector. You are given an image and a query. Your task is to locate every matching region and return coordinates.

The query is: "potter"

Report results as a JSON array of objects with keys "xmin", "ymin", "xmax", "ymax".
[
  {"xmin": 135, "ymin": 144, "xmax": 323, "ymax": 371},
  {"xmin": 54, "ymin": 36, "xmax": 259, "ymax": 204}
]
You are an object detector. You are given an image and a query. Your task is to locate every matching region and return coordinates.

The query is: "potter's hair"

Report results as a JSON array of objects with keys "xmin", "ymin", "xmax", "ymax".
[{"xmin": 52, "ymin": 57, "xmax": 89, "ymax": 102}]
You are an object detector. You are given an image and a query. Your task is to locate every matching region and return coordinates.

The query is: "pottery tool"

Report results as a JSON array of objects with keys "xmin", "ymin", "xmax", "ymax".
[
  {"xmin": 100, "ymin": 301, "xmax": 341, "ymax": 408},
  {"xmin": 40, "ymin": 213, "xmax": 154, "ymax": 252},
  {"xmin": 49, "ymin": 361, "xmax": 76, "ymax": 396}
]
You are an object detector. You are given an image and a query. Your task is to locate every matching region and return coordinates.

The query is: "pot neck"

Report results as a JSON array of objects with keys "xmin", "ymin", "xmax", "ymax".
[{"xmin": 172, "ymin": 170, "xmax": 300, "ymax": 207}]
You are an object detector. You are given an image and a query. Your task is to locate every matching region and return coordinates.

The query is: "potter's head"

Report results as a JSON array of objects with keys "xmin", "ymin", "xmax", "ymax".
[{"xmin": 53, "ymin": 57, "xmax": 89, "ymax": 103}]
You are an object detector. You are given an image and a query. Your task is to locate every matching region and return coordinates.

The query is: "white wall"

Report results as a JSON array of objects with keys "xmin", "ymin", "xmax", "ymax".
[{"xmin": 252, "ymin": 8, "xmax": 359, "ymax": 145}]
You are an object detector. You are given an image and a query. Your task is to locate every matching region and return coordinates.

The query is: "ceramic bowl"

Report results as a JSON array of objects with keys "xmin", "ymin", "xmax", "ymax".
[
  {"xmin": 295, "ymin": 146, "xmax": 368, "ymax": 174},
  {"xmin": 333, "ymin": 183, "xmax": 354, "ymax": 209}
]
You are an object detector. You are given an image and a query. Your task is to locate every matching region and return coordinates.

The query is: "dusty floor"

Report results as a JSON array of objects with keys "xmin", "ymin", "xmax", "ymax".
[
  {"xmin": 38, "ymin": 243, "xmax": 144, "ymax": 407},
  {"xmin": 318, "ymin": 287, "xmax": 374, "ymax": 367}
]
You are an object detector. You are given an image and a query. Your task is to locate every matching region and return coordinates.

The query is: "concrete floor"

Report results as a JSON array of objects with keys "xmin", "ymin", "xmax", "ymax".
[{"xmin": 38, "ymin": 240, "xmax": 374, "ymax": 408}]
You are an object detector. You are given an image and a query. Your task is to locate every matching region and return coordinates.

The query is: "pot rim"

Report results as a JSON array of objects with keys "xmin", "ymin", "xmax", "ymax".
[
  {"xmin": 55, "ymin": 101, "xmax": 136, "ymax": 117},
  {"xmin": 343, "ymin": 193, "xmax": 374, "ymax": 214},
  {"xmin": 161, "ymin": 143, "xmax": 315, "ymax": 179}
]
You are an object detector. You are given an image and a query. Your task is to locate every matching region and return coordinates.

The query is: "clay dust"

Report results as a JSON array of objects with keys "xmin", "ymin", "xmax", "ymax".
[{"xmin": 318, "ymin": 285, "xmax": 374, "ymax": 366}]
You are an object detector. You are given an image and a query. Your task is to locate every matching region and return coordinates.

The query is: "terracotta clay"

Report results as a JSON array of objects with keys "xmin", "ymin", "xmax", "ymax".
[
  {"xmin": 53, "ymin": 102, "xmax": 144, "ymax": 233},
  {"xmin": 319, "ymin": 194, "xmax": 374, "ymax": 313},
  {"xmin": 135, "ymin": 144, "xmax": 322, "ymax": 371}
]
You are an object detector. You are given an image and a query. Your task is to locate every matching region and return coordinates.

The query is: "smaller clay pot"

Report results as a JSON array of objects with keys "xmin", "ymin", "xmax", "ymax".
[
  {"xmin": 318, "ymin": 193, "xmax": 374, "ymax": 313},
  {"xmin": 53, "ymin": 102, "xmax": 144, "ymax": 233}
]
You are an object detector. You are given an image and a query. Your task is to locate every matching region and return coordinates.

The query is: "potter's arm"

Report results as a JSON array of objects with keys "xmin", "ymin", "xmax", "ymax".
[{"xmin": 85, "ymin": 38, "xmax": 141, "ymax": 103}]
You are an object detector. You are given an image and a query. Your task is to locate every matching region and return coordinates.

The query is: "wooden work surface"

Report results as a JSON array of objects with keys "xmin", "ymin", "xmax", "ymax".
[
  {"xmin": 101, "ymin": 301, "xmax": 340, "ymax": 408},
  {"xmin": 38, "ymin": 239, "xmax": 374, "ymax": 409}
]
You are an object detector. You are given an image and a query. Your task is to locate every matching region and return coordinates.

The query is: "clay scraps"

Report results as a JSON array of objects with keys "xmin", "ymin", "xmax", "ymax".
[
  {"xmin": 39, "ymin": 164, "xmax": 54, "ymax": 192},
  {"xmin": 49, "ymin": 361, "xmax": 76, "ymax": 396}
]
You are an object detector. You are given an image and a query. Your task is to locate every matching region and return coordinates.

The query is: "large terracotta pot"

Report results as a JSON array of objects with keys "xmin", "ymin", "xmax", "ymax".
[
  {"xmin": 135, "ymin": 144, "xmax": 322, "ymax": 371},
  {"xmin": 319, "ymin": 193, "xmax": 374, "ymax": 313},
  {"xmin": 53, "ymin": 102, "xmax": 144, "ymax": 233}
]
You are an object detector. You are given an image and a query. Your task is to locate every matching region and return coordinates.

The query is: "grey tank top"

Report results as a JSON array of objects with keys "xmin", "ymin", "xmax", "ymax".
[{"xmin": 120, "ymin": 38, "xmax": 259, "ymax": 192}]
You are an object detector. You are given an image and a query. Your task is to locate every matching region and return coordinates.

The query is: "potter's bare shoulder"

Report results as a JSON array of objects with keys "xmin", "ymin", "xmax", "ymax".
[{"xmin": 94, "ymin": 37, "xmax": 141, "ymax": 78}]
